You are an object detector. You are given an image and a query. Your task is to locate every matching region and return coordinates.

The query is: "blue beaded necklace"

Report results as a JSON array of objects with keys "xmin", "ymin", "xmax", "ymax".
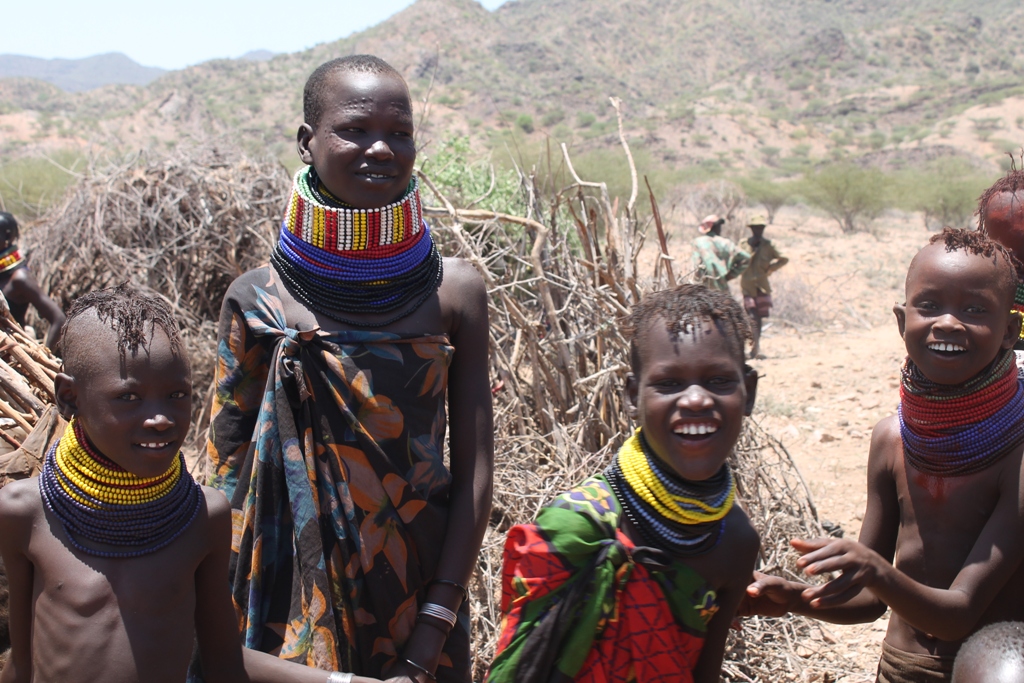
[{"xmin": 38, "ymin": 422, "xmax": 202, "ymax": 558}]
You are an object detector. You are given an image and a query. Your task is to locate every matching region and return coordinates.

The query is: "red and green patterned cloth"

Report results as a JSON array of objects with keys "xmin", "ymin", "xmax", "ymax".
[
  {"xmin": 205, "ymin": 266, "xmax": 468, "ymax": 681},
  {"xmin": 488, "ymin": 474, "xmax": 718, "ymax": 683}
]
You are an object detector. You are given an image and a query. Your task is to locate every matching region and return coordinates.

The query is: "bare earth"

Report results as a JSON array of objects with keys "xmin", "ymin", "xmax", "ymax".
[{"xmin": 665, "ymin": 206, "xmax": 931, "ymax": 680}]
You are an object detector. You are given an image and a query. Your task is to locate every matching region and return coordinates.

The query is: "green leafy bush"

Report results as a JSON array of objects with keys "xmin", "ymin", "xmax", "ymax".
[{"xmin": 801, "ymin": 163, "xmax": 888, "ymax": 233}]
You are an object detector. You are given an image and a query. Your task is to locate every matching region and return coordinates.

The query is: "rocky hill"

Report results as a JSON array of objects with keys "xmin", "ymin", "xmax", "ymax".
[{"xmin": 2, "ymin": 0, "xmax": 1023, "ymax": 180}]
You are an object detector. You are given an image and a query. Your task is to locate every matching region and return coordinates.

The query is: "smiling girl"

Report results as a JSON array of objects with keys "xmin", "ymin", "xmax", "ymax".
[{"xmin": 487, "ymin": 284, "xmax": 760, "ymax": 683}]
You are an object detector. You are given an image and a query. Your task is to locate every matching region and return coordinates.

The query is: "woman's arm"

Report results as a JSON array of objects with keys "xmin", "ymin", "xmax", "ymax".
[{"xmin": 391, "ymin": 260, "xmax": 494, "ymax": 680}]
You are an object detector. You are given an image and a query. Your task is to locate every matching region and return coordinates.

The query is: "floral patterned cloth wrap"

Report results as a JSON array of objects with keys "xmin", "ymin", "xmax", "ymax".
[
  {"xmin": 488, "ymin": 475, "xmax": 719, "ymax": 683},
  {"xmin": 207, "ymin": 266, "xmax": 469, "ymax": 681}
]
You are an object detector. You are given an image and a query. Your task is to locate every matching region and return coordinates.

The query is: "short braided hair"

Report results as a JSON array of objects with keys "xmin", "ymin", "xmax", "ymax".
[
  {"xmin": 61, "ymin": 283, "xmax": 184, "ymax": 377},
  {"xmin": 952, "ymin": 622, "xmax": 1024, "ymax": 682},
  {"xmin": 926, "ymin": 227, "xmax": 1019, "ymax": 302},
  {"xmin": 303, "ymin": 54, "xmax": 406, "ymax": 129},
  {"xmin": 624, "ymin": 284, "xmax": 751, "ymax": 372}
]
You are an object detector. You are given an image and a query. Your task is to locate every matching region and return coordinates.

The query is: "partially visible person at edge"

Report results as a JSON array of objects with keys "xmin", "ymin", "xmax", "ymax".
[
  {"xmin": 740, "ymin": 215, "xmax": 788, "ymax": 360},
  {"xmin": 742, "ymin": 229, "xmax": 1024, "ymax": 683},
  {"xmin": 204, "ymin": 55, "xmax": 493, "ymax": 683},
  {"xmin": 977, "ymin": 168, "xmax": 1024, "ymax": 368},
  {"xmin": 487, "ymin": 284, "xmax": 761, "ymax": 683},
  {"xmin": 690, "ymin": 214, "xmax": 750, "ymax": 293},
  {"xmin": 0, "ymin": 213, "xmax": 65, "ymax": 350},
  {"xmin": 952, "ymin": 622, "xmax": 1024, "ymax": 683}
]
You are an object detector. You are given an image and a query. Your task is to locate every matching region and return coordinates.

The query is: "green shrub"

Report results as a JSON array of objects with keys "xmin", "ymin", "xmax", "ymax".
[
  {"xmin": 739, "ymin": 172, "xmax": 795, "ymax": 224},
  {"xmin": 893, "ymin": 157, "xmax": 992, "ymax": 230},
  {"xmin": 576, "ymin": 112, "xmax": 596, "ymax": 128},
  {"xmin": 801, "ymin": 163, "xmax": 889, "ymax": 233},
  {"xmin": 0, "ymin": 150, "xmax": 83, "ymax": 220},
  {"xmin": 516, "ymin": 114, "xmax": 535, "ymax": 134}
]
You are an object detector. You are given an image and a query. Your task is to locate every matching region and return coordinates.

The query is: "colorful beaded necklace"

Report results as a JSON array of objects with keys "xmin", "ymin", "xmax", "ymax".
[
  {"xmin": 38, "ymin": 419, "xmax": 202, "ymax": 557},
  {"xmin": 899, "ymin": 349, "xmax": 1024, "ymax": 477},
  {"xmin": 1013, "ymin": 284, "xmax": 1024, "ymax": 341},
  {"xmin": 0, "ymin": 245, "xmax": 24, "ymax": 274},
  {"xmin": 270, "ymin": 166, "xmax": 443, "ymax": 326},
  {"xmin": 604, "ymin": 430, "xmax": 735, "ymax": 557}
]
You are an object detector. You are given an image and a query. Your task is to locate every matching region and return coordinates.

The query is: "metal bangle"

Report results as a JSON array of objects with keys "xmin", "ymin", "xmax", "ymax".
[
  {"xmin": 327, "ymin": 674, "xmax": 353, "ymax": 683},
  {"xmin": 430, "ymin": 578, "xmax": 469, "ymax": 602},
  {"xmin": 418, "ymin": 602, "xmax": 458, "ymax": 628},
  {"xmin": 402, "ymin": 657, "xmax": 437, "ymax": 682}
]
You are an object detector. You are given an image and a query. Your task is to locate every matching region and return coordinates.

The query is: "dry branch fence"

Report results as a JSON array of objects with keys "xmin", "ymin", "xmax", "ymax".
[{"xmin": 0, "ymin": 138, "xmax": 855, "ymax": 680}]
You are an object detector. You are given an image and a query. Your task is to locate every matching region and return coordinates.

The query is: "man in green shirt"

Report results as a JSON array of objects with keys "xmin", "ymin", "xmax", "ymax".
[
  {"xmin": 690, "ymin": 214, "xmax": 750, "ymax": 292},
  {"xmin": 740, "ymin": 215, "xmax": 788, "ymax": 359}
]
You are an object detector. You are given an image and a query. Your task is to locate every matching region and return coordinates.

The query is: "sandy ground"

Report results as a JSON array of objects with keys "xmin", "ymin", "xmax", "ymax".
[{"xmin": 661, "ymin": 206, "xmax": 934, "ymax": 679}]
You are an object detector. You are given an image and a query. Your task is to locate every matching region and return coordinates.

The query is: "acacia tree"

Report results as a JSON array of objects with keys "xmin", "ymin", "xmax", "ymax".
[
  {"xmin": 802, "ymin": 163, "xmax": 888, "ymax": 233},
  {"xmin": 739, "ymin": 173, "xmax": 794, "ymax": 224}
]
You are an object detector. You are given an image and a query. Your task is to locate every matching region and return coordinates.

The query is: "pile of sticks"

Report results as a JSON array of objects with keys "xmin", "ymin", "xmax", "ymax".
[
  {"xmin": 0, "ymin": 295, "xmax": 60, "ymax": 453},
  {"xmin": 25, "ymin": 147, "xmax": 290, "ymax": 457}
]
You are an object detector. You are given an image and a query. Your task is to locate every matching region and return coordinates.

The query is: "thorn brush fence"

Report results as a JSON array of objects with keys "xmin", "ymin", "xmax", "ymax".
[{"xmin": 5, "ymin": 140, "xmax": 853, "ymax": 680}]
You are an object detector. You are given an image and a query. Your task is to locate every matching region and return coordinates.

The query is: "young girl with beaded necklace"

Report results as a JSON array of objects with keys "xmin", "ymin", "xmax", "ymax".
[
  {"xmin": 0, "ymin": 285, "xmax": 376, "ymax": 683},
  {"xmin": 745, "ymin": 228, "xmax": 1024, "ymax": 683},
  {"xmin": 488, "ymin": 284, "xmax": 761, "ymax": 683},
  {"xmin": 206, "ymin": 55, "xmax": 492, "ymax": 683}
]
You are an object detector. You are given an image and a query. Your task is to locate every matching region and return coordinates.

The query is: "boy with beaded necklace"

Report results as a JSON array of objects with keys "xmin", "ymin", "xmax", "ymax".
[
  {"xmin": 207, "ymin": 55, "xmax": 492, "ymax": 683},
  {"xmin": 487, "ymin": 284, "xmax": 761, "ymax": 683},
  {"xmin": 744, "ymin": 228, "xmax": 1024, "ymax": 682},
  {"xmin": 0, "ymin": 285, "xmax": 375, "ymax": 683}
]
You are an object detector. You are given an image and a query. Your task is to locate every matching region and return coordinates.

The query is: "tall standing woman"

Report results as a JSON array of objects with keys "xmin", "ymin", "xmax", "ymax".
[{"xmin": 207, "ymin": 55, "xmax": 493, "ymax": 683}]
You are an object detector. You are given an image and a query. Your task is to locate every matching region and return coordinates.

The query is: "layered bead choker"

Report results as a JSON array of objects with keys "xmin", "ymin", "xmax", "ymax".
[
  {"xmin": 604, "ymin": 430, "xmax": 735, "ymax": 557},
  {"xmin": 39, "ymin": 419, "xmax": 202, "ymax": 557},
  {"xmin": 899, "ymin": 349, "xmax": 1024, "ymax": 477},
  {"xmin": 0, "ymin": 245, "xmax": 24, "ymax": 273},
  {"xmin": 270, "ymin": 166, "xmax": 443, "ymax": 326}
]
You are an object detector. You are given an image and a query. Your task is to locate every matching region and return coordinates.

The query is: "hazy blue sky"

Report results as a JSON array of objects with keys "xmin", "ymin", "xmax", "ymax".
[{"xmin": 3, "ymin": 0, "xmax": 508, "ymax": 70}]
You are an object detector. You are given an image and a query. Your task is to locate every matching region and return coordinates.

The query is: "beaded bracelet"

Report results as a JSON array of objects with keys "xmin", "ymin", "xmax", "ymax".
[
  {"xmin": 430, "ymin": 578, "xmax": 469, "ymax": 603},
  {"xmin": 418, "ymin": 602, "xmax": 458, "ymax": 629},
  {"xmin": 402, "ymin": 657, "xmax": 437, "ymax": 682},
  {"xmin": 327, "ymin": 673, "xmax": 353, "ymax": 683}
]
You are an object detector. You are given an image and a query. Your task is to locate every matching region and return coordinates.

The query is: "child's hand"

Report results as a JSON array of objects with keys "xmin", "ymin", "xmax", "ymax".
[
  {"xmin": 737, "ymin": 570, "xmax": 806, "ymax": 617},
  {"xmin": 793, "ymin": 537, "xmax": 888, "ymax": 608}
]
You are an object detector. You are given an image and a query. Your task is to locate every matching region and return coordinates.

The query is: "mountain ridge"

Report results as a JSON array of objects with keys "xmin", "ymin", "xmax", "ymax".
[
  {"xmin": 0, "ymin": 52, "xmax": 166, "ymax": 92},
  {"xmin": 2, "ymin": 0, "xmax": 1023, "ymax": 182}
]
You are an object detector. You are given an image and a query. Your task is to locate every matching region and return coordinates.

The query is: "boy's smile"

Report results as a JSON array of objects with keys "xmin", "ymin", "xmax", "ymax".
[
  {"xmin": 298, "ymin": 69, "xmax": 415, "ymax": 209},
  {"xmin": 628, "ymin": 320, "xmax": 755, "ymax": 482},
  {"xmin": 55, "ymin": 317, "xmax": 192, "ymax": 479},
  {"xmin": 896, "ymin": 243, "xmax": 1019, "ymax": 386}
]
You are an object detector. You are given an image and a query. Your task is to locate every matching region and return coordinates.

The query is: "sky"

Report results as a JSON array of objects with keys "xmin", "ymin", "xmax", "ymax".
[{"xmin": 3, "ymin": 0, "xmax": 508, "ymax": 71}]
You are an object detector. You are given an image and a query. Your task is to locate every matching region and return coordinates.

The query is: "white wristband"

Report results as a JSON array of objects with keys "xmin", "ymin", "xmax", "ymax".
[{"xmin": 328, "ymin": 673, "xmax": 353, "ymax": 683}]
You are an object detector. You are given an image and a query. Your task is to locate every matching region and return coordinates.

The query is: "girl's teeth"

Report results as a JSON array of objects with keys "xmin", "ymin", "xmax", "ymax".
[
  {"xmin": 929, "ymin": 343, "xmax": 965, "ymax": 352},
  {"xmin": 675, "ymin": 424, "xmax": 718, "ymax": 436}
]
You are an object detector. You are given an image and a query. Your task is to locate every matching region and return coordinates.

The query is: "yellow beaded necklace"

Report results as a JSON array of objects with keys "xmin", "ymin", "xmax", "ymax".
[
  {"xmin": 54, "ymin": 418, "xmax": 182, "ymax": 509},
  {"xmin": 617, "ymin": 431, "xmax": 735, "ymax": 526}
]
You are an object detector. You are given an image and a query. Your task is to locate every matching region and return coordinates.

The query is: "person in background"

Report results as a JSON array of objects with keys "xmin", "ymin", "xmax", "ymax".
[
  {"xmin": 0, "ymin": 213, "xmax": 65, "ymax": 351},
  {"xmin": 690, "ymin": 214, "xmax": 749, "ymax": 293},
  {"xmin": 740, "ymin": 215, "xmax": 788, "ymax": 359}
]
